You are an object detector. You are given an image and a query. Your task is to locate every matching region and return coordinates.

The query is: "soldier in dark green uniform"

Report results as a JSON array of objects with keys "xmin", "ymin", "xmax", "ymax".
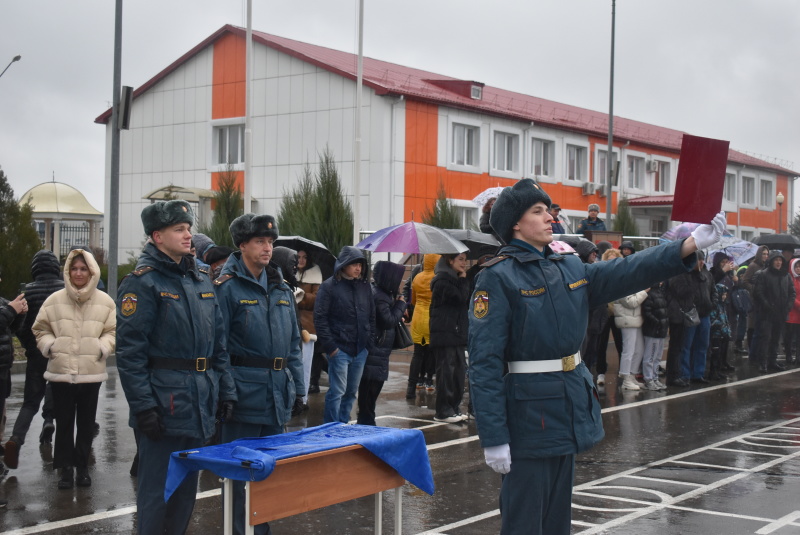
[{"xmin": 468, "ymin": 179, "xmax": 726, "ymax": 534}]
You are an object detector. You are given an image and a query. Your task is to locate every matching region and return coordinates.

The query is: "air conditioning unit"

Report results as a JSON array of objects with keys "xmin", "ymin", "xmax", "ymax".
[
  {"xmin": 597, "ymin": 187, "xmax": 607, "ymax": 198},
  {"xmin": 647, "ymin": 160, "xmax": 659, "ymax": 173},
  {"xmin": 581, "ymin": 182, "xmax": 595, "ymax": 195}
]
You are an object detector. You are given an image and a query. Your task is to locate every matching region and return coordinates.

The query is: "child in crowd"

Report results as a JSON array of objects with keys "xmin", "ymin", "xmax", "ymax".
[
  {"xmin": 641, "ymin": 281, "xmax": 669, "ymax": 390},
  {"xmin": 708, "ymin": 283, "xmax": 732, "ymax": 380}
]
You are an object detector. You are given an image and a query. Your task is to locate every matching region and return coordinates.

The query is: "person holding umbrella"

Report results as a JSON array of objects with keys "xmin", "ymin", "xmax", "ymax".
[{"xmin": 468, "ymin": 178, "xmax": 725, "ymax": 534}]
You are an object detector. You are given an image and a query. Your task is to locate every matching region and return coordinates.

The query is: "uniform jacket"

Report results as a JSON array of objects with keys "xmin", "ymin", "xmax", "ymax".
[
  {"xmin": 468, "ymin": 238, "xmax": 695, "ymax": 458},
  {"xmin": 410, "ymin": 255, "xmax": 439, "ymax": 345},
  {"xmin": 116, "ymin": 242, "xmax": 236, "ymax": 442},
  {"xmin": 314, "ymin": 246, "xmax": 376, "ymax": 357},
  {"xmin": 33, "ymin": 249, "xmax": 116, "ymax": 384},
  {"xmin": 788, "ymin": 258, "xmax": 800, "ymax": 325},
  {"xmin": 296, "ymin": 264, "xmax": 323, "ymax": 334},
  {"xmin": 641, "ymin": 283, "xmax": 669, "ymax": 338},
  {"xmin": 215, "ymin": 252, "xmax": 304, "ymax": 426},
  {"xmin": 17, "ymin": 250, "xmax": 64, "ymax": 362},
  {"xmin": 612, "ymin": 291, "xmax": 648, "ymax": 329},
  {"xmin": 0, "ymin": 298, "xmax": 24, "ymax": 370},
  {"xmin": 753, "ymin": 252, "xmax": 795, "ymax": 323},
  {"xmin": 363, "ymin": 263, "xmax": 407, "ymax": 382},
  {"xmin": 576, "ymin": 217, "xmax": 606, "ymax": 236},
  {"xmin": 429, "ymin": 256, "xmax": 470, "ymax": 347}
]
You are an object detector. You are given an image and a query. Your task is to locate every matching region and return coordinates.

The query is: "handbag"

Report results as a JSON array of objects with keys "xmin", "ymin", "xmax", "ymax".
[
  {"xmin": 392, "ymin": 321, "xmax": 413, "ymax": 349},
  {"xmin": 681, "ymin": 306, "xmax": 701, "ymax": 327}
]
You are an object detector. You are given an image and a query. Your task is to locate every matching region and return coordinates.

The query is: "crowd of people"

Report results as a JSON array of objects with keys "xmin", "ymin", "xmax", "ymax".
[{"xmin": 0, "ymin": 191, "xmax": 794, "ymax": 534}]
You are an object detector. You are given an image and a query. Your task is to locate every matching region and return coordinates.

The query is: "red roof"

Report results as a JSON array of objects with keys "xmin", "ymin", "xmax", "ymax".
[
  {"xmin": 627, "ymin": 195, "xmax": 674, "ymax": 207},
  {"xmin": 95, "ymin": 25, "xmax": 796, "ymax": 177}
]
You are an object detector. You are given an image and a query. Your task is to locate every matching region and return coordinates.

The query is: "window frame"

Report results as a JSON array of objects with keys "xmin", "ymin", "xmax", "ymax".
[
  {"xmin": 758, "ymin": 178, "xmax": 774, "ymax": 210},
  {"xmin": 447, "ymin": 117, "xmax": 483, "ymax": 174},
  {"xmin": 209, "ymin": 118, "xmax": 246, "ymax": 172},
  {"xmin": 626, "ymin": 155, "xmax": 646, "ymax": 191},
  {"xmin": 654, "ymin": 160, "xmax": 671, "ymax": 193},
  {"xmin": 595, "ymin": 148, "xmax": 619, "ymax": 186},
  {"xmin": 741, "ymin": 175, "xmax": 756, "ymax": 207},
  {"xmin": 723, "ymin": 172, "xmax": 737, "ymax": 203},
  {"xmin": 490, "ymin": 126, "xmax": 522, "ymax": 179},
  {"xmin": 565, "ymin": 142, "xmax": 589, "ymax": 183}
]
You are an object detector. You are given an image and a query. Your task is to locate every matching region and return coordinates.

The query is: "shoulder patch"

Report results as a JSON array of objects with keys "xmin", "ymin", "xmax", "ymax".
[
  {"xmin": 277, "ymin": 299, "xmax": 291, "ymax": 306},
  {"xmin": 568, "ymin": 278, "xmax": 589, "ymax": 290},
  {"xmin": 132, "ymin": 266, "xmax": 154, "ymax": 277},
  {"xmin": 214, "ymin": 274, "xmax": 234, "ymax": 286},
  {"xmin": 199, "ymin": 292, "xmax": 215, "ymax": 299},
  {"xmin": 120, "ymin": 293, "xmax": 138, "ymax": 316},
  {"xmin": 473, "ymin": 290, "xmax": 489, "ymax": 319},
  {"xmin": 198, "ymin": 267, "xmax": 209, "ymax": 275},
  {"xmin": 482, "ymin": 255, "xmax": 510, "ymax": 269}
]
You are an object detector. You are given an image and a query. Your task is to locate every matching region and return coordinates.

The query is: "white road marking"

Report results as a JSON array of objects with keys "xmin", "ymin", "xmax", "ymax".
[{"xmin": 755, "ymin": 510, "xmax": 800, "ymax": 534}]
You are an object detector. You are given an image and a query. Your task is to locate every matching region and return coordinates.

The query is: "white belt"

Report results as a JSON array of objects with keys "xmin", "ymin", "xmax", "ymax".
[{"xmin": 507, "ymin": 352, "xmax": 581, "ymax": 373}]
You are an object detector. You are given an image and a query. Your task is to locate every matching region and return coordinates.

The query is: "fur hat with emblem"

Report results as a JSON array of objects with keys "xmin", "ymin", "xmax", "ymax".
[
  {"xmin": 141, "ymin": 200, "xmax": 194, "ymax": 236},
  {"xmin": 489, "ymin": 178, "xmax": 552, "ymax": 244},
  {"xmin": 229, "ymin": 213, "xmax": 279, "ymax": 247}
]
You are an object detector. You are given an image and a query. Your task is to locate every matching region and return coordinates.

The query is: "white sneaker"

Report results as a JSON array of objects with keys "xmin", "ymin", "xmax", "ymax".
[
  {"xmin": 596, "ymin": 374, "xmax": 606, "ymax": 385},
  {"xmin": 643, "ymin": 380, "xmax": 660, "ymax": 391},
  {"xmin": 654, "ymin": 379, "xmax": 667, "ymax": 390},
  {"xmin": 434, "ymin": 415, "xmax": 463, "ymax": 424},
  {"xmin": 621, "ymin": 375, "xmax": 641, "ymax": 391}
]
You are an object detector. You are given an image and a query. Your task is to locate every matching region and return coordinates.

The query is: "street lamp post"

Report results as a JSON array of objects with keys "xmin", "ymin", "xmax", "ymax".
[
  {"xmin": 0, "ymin": 55, "xmax": 21, "ymax": 79},
  {"xmin": 777, "ymin": 191, "xmax": 785, "ymax": 234}
]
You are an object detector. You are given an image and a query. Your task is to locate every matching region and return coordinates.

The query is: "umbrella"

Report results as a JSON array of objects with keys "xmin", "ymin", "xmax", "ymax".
[
  {"xmin": 753, "ymin": 233, "xmax": 800, "ymax": 251},
  {"xmin": 472, "ymin": 186, "xmax": 506, "ymax": 208},
  {"xmin": 706, "ymin": 237, "xmax": 760, "ymax": 266},
  {"xmin": 356, "ymin": 222, "xmax": 469, "ymax": 254},
  {"xmin": 273, "ymin": 236, "xmax": 337, "ymax": 279},
  {"xmin": 660, "ymin": 222, "xmax": 702, "ymax": 242},
  {"xmin": 443, "ymin": 229, "xmax": 500, "ymax": 259}
]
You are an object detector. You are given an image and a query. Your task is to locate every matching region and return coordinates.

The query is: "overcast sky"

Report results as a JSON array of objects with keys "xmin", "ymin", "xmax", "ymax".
[{"xmin": 1, "ymin": 0, "xmax": 798, "ymax": 213}]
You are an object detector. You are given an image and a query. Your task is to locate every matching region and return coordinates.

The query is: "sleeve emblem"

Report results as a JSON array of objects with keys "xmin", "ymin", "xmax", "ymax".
[
  {"xmin": 121, "ymin": 293, "xmax": 138, "ymax": 317},
  {"xmin": 473, "ymin": 290, "xmax": 489, "ymax": 319}
]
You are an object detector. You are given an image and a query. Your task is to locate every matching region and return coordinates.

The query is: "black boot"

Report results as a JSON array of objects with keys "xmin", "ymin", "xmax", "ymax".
[
  {"xmin": 39, "ymin": 419, "xmax": 55, "ymax": 444},
  {"xmin": 406, "ymin": 382, "xmax": 416, "ymax": 399},
  {"xmin": 58, "ymin": 466, "xmax": 74, "ymax": 489},
  {"xmin": 76, "ymin": 467, "xmax": 91, "ymax": 487}
]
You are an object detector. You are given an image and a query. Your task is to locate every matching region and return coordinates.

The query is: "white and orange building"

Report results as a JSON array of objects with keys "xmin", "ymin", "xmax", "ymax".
[{"xmin": 96, "ymin": 24, "xmax": 797, "ymax": 258}]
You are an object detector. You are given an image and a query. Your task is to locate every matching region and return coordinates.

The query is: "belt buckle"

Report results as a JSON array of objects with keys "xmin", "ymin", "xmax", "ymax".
[
  {"xmin": 561, "ymin": 355, "xmax": 576, "ymax": 372},
  {"xmin": 273, "ymin": 357, "xmax": 284, "ymax": 371},
  {"xmin": 196, "ymin": 358, "xmax": 207, "ymax": 372}
]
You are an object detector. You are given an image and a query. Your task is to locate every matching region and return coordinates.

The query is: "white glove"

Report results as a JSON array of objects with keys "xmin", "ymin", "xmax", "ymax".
[
  {"xmin": 691, "ymin": 211, "xmax": 727, "ymax": 250},
  {"xmin": 483, "ymin": 444, "xmax": 511, "ymax": 474}
]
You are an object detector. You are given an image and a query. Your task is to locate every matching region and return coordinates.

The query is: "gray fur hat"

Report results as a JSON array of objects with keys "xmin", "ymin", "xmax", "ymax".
[
  {"xmin": 588, "ymin": 203, "xmax": 601, "ymax": 212},
  {"xmin": 229, "ymin": 213, "xmax": 279, "ymax": 247},
  {"xmin": 489, "ymin": 178, "xmax": 552, "ymax": 244},
  {"xmin": 141, "ymin": 200, "xmax": 194, "ymax": 236}
]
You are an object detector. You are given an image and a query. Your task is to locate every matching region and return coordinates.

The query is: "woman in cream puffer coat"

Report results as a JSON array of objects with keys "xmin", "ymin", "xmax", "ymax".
[
  {"xmin": 612, "ymin": 290, "xmax": 649, "ymax": 390},
  {"xmin": 33, "ymin": 249, "xmax": 115, "ymax": 489}
]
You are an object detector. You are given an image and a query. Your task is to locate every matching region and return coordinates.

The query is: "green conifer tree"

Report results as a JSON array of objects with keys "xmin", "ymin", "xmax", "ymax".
[
  {"xmin": 612, "ymin": 197, "xmax": 640, "ymax": 238},
  {"xmin": 421, "ymin": 182, "xmax": 461, "ymax": 229},
  {"xmin": 197, "ymin": 165, "xmax": 243, "ymax": 248}
]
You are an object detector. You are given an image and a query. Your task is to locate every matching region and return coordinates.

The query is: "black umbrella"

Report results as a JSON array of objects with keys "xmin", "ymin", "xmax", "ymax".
[
  {"xmin": 273, "ymin": 236, "xmax": 337, "ymax": 279},
  {"xmin": 753, "ymin": 233, "xmax": 800, "ymax": 251},
  {"xmin": 443, "ymin": 229, "xmax": 501, "ymax": 260}
]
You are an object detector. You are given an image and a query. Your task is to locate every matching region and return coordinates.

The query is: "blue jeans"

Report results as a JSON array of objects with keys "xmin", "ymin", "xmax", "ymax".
[
  {"xmin": 681, "ymin": 316, "xmax": 710, "ymax": 379},
  {"xmin": 324, "ymin": 348, "xmax": 367, "ymax": 423}
]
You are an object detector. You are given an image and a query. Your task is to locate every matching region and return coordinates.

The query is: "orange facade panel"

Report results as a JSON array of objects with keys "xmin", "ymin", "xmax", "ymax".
[
  {"xmin": 211, "ymin": 171, "xmax": 244, "ymax": 196},
  {"xmin": 212, "ymin": 33, "xmax": 246, "ymax": 120}
]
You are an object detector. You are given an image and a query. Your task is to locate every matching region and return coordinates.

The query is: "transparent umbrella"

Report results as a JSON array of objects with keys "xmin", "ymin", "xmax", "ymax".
[{"xmin": 472, "ymin": 186, "xmax": 506, "ymax": 208}]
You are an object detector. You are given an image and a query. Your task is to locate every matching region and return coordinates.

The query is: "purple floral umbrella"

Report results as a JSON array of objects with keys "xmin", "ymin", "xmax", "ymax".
[{"xmin": 356, "ymin": 222, "xmax": 469, "ymax": 254}]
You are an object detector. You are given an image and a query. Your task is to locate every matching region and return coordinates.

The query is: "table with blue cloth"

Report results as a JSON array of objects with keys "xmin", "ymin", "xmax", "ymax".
[{"xmin": 167, "ymin": 422, "xmax": 435, "ymax": 534}]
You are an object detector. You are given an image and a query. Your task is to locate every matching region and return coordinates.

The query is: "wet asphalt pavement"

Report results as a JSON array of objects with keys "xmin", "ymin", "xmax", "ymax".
[{"xmin": 0, "ymin": 346, "xmax": 799, "ymax": 534}]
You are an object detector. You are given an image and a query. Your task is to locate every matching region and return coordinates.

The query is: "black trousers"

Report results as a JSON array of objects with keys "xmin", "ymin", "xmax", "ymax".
[
  {"xmin": 665, "ymin": 322, "xmax": 686, "ymax": 382},
  {"xmin": 757, "ymin": 318, "xmax": 783, "ymax": 367},
  {"xmin": 408, "ymin": 343, "xmax": 435, "ymax": 386},
  {"xmin": 784, "ymin": 322, "xmax": 800, "ymax": 360},
  {"xmin": 356, "ymin": 377, "xmax": 384, "ymax": 426},
  {"xmin": 596, "ymin": 317, "xmax": 623, "ymax": 375},
  {"xmin": 51, "ymin": 382, "xmax": 101, "ymax": 470},
  {"xmin": 433, "ymin": 345, "xmax": 466, "ymax": 418},
  {"xmin": 309, "ymin": 351, "xmax": 327, "ymax": 386},
  {"xmin": 11, "ymin": 352, "xmax": 53, "ymax": 444}
]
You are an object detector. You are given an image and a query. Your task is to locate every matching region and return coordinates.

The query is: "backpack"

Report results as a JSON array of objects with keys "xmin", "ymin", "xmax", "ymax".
[{"xmin": 730, "ymin": 287, "xmax": 753, "ymax": 313}]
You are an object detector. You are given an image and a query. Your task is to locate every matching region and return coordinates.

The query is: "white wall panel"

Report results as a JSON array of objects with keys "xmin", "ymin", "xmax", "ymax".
[
  {"xmin": 341, "ymin": 109, "xmax": 355, "ymax": 164},
  {"xmin": 301, "ymin": 112, "xmax": 316, "ymax": 163},
  {"xmin": 315, "ymin": 72, "xmax": 330, "ymax": 110},
  {"xmin": 172, "ymin": 126, "xmax": 184, "ymax": 170},
  {"xmin": 329, "ymin": 76, "xmax": 343, "ymax": 109},
  {"xmin": 254, "ymin": 45, "xmax": 267, "ymax": 79},
  {"xmin": 195, "ymin": 48, "xmax": 212, "ymax": 87},
  {"xmin": 289, "ymin": 55, "xmax": 305, "ymax": 76},
  {"xmin": 265, "ymin": 78, "xmax": 279, "ymax": 116},
  {"xmin": 277, "ymin": 53, "xmax": 292, "ymax": 77},
  {"xmin": 141, "ymin": 128, "xmax": 153, "ymax": 174},
  {"xmin": 263, "ymin": 115, "xmax": 278, "ymax": 166},
  {"xmin": 131, "ymin": 129, "xmax": 143, "ymax": 174},
  {"xmin": 253, "ymin": 118, "xmax": 266, "ymax": 167},
  {"xmin": 265, "ymin": 47, "xmax": 279, "ymax": 78},
  {"xmin": 172, "ymin": 88, "xmax": 186, "ymax": 124},
  {"xmin": 327, "ymin": 108, "xmax": 344, "ymax": 160},
  {"xmin": 277, "ymin": 77, "xmax": 291, "ymax": 115},
  {"xmin": 161, "ymin": 125, "xmax": 174, "ymax": 172},
  {"xmin": 184, "ymin": 88, "xmax": 197, "ymax": 123},
  {"xmin": 183, "ymin": 124, "xmax": 195, "ymax": 170},
  {"xmin": 253, "ymin": 79, "xmax": 266, "ymax": 116},
  {"xmin": 290, "ymin": 75, "xmax": 303, "ymax": 114},
  {"xmin": 193, "ymin": 123, "xmax": 205, "ymax": 169},
  {"xmin": 259, "ymin": 165, "xmax": 277, "ymax": 200},
  {"xmin": 315, "ymin": 110, "xmax": 330, "ymax": 151},
  {"xmin": 289, "ymin": 113, "xmax": 303, "ymax": 165},
  {"xmin": 250, "ymin": 165, "xmax": 266, "ymax": 199},
  {"xmin": 163, "ymin": 88, "xmax": 174, "ymax": 125},
  {"xmin": 276, "ymin": 115, "xmax": 291, "ymax": 166},
  {"xmin": 303, "ymin": 73, "xmax": 316, "ymax": 112},
  {"xmin": 196, "ymin": 85, "xmax": 209, "ymax": 122},
  {"xmin": 151, "ymin": 127, "xmax": 163, "ymax": 173}
]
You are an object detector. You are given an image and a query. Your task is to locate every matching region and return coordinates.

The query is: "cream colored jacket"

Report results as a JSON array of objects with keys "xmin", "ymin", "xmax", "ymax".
[
  {"xmin": 33, "ymin": 249, "xmax": 116, "ymax": 384},
  {"xmin": 612, "ymin": 290, "xmax": 649, "ymax": 329}
]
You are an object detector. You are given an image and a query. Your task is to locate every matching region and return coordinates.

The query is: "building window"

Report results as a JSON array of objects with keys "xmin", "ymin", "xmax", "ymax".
[
  {"xmin": 724, "ymin": 173, "xmax": 736, "ymax": 202},
  {"xmin": 566, "ymin": 144, "xmax": 587, "ymax": 181},
  {"xmin": 452, "ymin": 123, "xmax": 480, "ymax": 167},
  {"xmin": 214, "ymin": 124, "xmax": 245, "ymax": 165},
  {"xmin": 759, "ymin": 179, "xmax": 773, "ymax": 208},
  {"xmin": 531, "ymin": 138, "xmax": 553, "ymax": 177},
  {"xmin": 493, "ymin": 132, "xmax": 519, "ymax": 173},
  {"xmin": 596, "ymin": 149, "xmax": 618, "ymax": 185},
  {"xmin": 471, "ymin": 85, "xmax": 482, "ymax": 100},
  {"xmin": 650, "ymin": 218, "xmax": 667, "ymax": 237},
  {"xmin": 742, "ymin": 176, "xmax": 755, "ymax": 205},
  {"xmin": 654, "ymin": 161, "xmax": 670, "ymax": 193},
  {"xmin": 627, "ymin": 156, "xmax": 645, "ymax": 189},
  {"xmin": 741, "ymin": 230, "xmax": 754, "ymax": 241}
]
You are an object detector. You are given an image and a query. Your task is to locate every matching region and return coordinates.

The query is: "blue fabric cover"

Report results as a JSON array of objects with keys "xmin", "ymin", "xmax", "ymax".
[{"xmin": 165, "ymin": 423, "xmax": 434, "ymax": 501}]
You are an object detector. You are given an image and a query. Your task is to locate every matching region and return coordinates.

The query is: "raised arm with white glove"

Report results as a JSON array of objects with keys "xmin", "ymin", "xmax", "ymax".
[
  {"xmin": 484, "ymin": 443, "xmax": 511, "ymax": 474},
  {"xmin": 690, "ymin": 211, "xmax": 727, "ymax": 250}
]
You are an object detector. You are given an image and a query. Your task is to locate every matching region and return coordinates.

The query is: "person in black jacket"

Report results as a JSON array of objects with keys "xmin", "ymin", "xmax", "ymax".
[
  {"xmin": 670, "ymin": 251, "xmax": 716, "ymax": 384},
  {"xmin": 357, "ymin": 261, "xmax": 407, "ymax": 426},
  {"xmin": 641, "ymin": 281, "xmax": 668, "ymax": 390},
  {"xmin": 429, "ymin": 253, "xmax": 470, "ymax": 423},
  {"xmin": 4, "ymin": 251, "xmax": 64, "ymax": 469},
  {"xmin": 314, "ymin": 246, "xmax": 376, "ymax": 423},
  {"xmin": 752, "ymin": 251, "xmax": 795, "ymax": 372}
]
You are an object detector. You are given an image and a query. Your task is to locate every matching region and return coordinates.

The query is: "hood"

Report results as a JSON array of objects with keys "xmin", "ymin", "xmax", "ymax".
[
  {"xmin": 575, "ymin": 240, "xmax": 598, "ymax": 263},
  {"xmin": 31, "ymin": 250, "xmax": 61, "ymax": 280},
  {"xmin": 191, "ymin": 233, "xmax": 215, "ymax": 261},
  {"xmin": 715, "ymin": 283, "xmax": 729, "ymax": 300},
  {"xmin": 712, "ymin": 251, "xmax": 732, "ymax": 270},
  {"xmin": 422, "ymin": 254, "xmax": 441, "ymax": 273},
  {"xmin": 373, "ymin": 261, "xmax": 405, "ymax": 295},
  {"xmin": 620, "ymin": 240, "xmax": 635, "ymax": 253},
  {"xmin": 271, "ymin": 246, "xmax": 298, "ymax": 286},
  {"xmin": 767, "ymin": 250, "xmax": 784, "ymax": 272},
  {"xmin": 63, "ymin": 248, "xmax": 101, "ymax": 303},
  {"xmin": 333, "ymin": 246, "xmax": 367, "ymax": 280},
  {"xmin": 791, "ymin": 258, "xmax": 800, "ymax": 279}
]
